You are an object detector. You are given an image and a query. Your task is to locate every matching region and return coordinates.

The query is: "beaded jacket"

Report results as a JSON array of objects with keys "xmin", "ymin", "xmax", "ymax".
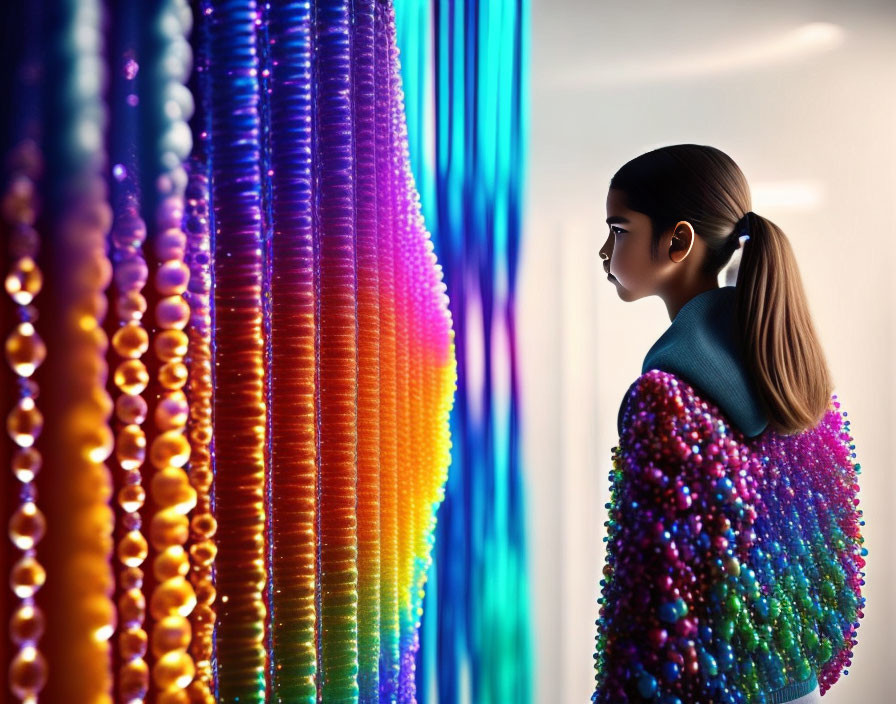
[{"xmin": 592, "ymin": 287, "xmax": 866, "ymax": 704}]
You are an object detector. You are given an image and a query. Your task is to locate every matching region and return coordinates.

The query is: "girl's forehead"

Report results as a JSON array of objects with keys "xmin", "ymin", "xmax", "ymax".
[{"xmin": 605, "ymin": 188, "xmax": 636, "ymax": 216}]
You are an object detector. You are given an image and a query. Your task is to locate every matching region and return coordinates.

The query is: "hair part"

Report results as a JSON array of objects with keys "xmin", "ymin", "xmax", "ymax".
[{"xmin": 610, "ymin": 143, "xmax": 834, "ymax": 435}]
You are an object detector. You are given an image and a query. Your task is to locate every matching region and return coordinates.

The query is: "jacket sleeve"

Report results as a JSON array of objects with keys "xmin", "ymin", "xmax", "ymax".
[{"xmin": 593, "ymin": 369, "xmax": 740, "ymax": 703}]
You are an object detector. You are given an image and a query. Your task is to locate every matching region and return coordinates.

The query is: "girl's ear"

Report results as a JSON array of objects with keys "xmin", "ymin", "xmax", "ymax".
[{"xmin": 668, "ymin": 223, "xmax": 694, "ymax": 263}]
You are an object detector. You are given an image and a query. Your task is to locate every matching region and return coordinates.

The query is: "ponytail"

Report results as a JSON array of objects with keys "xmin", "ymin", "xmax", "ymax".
[{"xmin": 734, "ymin": 213, "xmax": 834, "ymax": 435}]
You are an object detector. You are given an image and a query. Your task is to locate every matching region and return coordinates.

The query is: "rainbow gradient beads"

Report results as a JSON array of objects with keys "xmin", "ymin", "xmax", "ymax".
[
  {"xmin": 198, "ymin": 1, "xmax": 457, "ymax": 701},
  {"xmin": 2, "ymin": 1, "xmax": 456, "ymax": 701},
  {"xmin": 593, "ymin": 369, "xmax": 866, "ymax": 703}
]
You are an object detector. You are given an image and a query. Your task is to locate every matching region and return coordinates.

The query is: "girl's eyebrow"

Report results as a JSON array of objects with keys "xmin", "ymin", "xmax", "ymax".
[{"xmin": 606, "ymin": 216, "xmax": 630, "ymax": 224}]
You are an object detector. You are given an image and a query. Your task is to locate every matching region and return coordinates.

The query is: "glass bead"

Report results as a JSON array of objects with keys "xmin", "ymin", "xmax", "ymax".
[
  {"xmin": 112, "ymin": 322, "xmax": 149, "ymax": 359},
  {"xmin": 153, "ymin": 649, "xmax": 195, "ymax": 691},
  {"xmin": 115, "ymin": 359, "xmax": 149, "ymax": 395},
  {"xmin": 74, "ymin": 291, "xmax": 108, "ymax": 328},
  {"xmin": 114, "ymin": 256, "xmax": 148, "ymax": 293},
  {"xmin": 118, "ymin": 530, "xmax": 148, "ymax": 568},
  {"xmin": 188, "ymin": 468, "xmax": 213, "ymax": 492},
  {"xmin": 192, "ymin": 426, "xmax": 212, "ymax": 445},
  {"xmin": 116, "ymin": 424, "xmax": 147, "ymax": 470},
  {"xmin": 4, "ymin": 256, "xmax": 42, "ymax": 305},
  {"xmin": 18, "ymin": 377, "xmax": 38, "ymax": 399},
  {"xmin": 92, "ymin": 199, "xmax": 115, "ymax": 235},
  {"xmin": 116, "ymin": 290, "xmax": 148, "ymax": 322},
  {"xmin": 156, "ymin": 295, "xmax": 191, "ymax": 330},
  {"xmin": 159, "ymin": 361, "xmax": 188, "ymax": 390},
  {"xmin": 189, "ymin": 541, "xmax": 217, "ymax": 568},
  {"xmin": 84, "ymin": 423, "xmax": 115, "ymax": 463},
  {"xmin": 156, "ymin": 391, "xmax": 189, "ymax": 431},
  {"xmin": 8, "ymin": 646, "xmax": 47, "ymax": 699},
  {"xmin": 154, "ymin": 545, "xmax": 190, "ymax": 581},
  {"xmin": 118, "ymin": 658, "xmax": 149, "ymax": 701},
  {"xmin": 5, "ymin": 322, "xmax": 46, "ymax": 376},
  {"xmin": 194, "ymin": 579, "xmax": 216, "ymax": 605},
  {"xmin": 118, "ymin": 484, "xmax": 146, "ymax": 513},
  {"xmin": 122, "ymin": 511, "xmax": 142, "ymax": 531},
  {"xmin": 150, "ymin": 431, "xmax": 191, "ymax": 470},
  {"xmin": 156, "ymin": 260, "xmax": 190, "ymax": 296},
  {"xmin": 151, "ymin": 467, "xmax": 197, "ymax": 513},
  {"xmin": 18, "ymin": 303, "xmax": 38, "ymax": 323},
  {"xmin": 79, "ymin": 252, "xmax": 113, "ymax": 291},
  {"xmin": 7, "ymin": 397, "xmax": 42, "ymax": 447},
  {"xmin": 149, "ymin": 576, "xmax": 197, "ymax": 620},
  {"xmin": 151, "ymin": 615, "xmax": 192, "ymax": 657},
  {"xmin": 120, "ymin": 566, "xmax": 144, "ymax": 591},
  {"xmin": 116, "ymin": 393, "xmax": 148, "ymax": 425},
  {"xmin": 150, "ymin": 509, "xmax": 189, "ymax": 550},
  {"xmin": 155, "ymin": 228, "xmax": 187, "ymax": 261},
  {"xmin": 9, "ymin": 604, "xmax": 45, "ymax": 645},
  {"xmin": 156, "ymin": 196, "xmax": 185, "ymax": 231},
  {"xmin": 10, "ymin": 555, "xmax": 45, "ymax": 598},
  {"xmin": 190, "ymin": 514, "xmax": 217, "ymax": 539},
  {"xmin": 8, "ymin": 501, "xmax": 46, "ymax": 550},
  {"xmin": 111, "ymin": 212, "xmax": 147, "ymax": 249},
  {"xmin": 119, "ymin": 588, "xmax": 146, "ymax": 623},
  {"xmin": 119, "ymin": 626, "xmax": 148, "ymax": 659},
  {"xmin": 11, "ymin": 447, "xmax": 41, "ymax": 482},
  {"xmin": 68, "ymin": 346, "xmax": 103, "ymax": 386},
  {"xmin": 154, "ymin": 329, "xmax": 189, "ymax": 361}
]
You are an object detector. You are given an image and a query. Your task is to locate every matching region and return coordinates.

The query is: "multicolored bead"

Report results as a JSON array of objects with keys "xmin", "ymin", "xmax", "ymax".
[{"xmin": 593, "ymin": 369, "xmax": 866, "ymax": 703}]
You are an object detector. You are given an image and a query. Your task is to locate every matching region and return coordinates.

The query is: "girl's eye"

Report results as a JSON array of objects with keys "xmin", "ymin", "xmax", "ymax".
[{"xmin": 611, "ymin": 226, "xmax": 625, "ymax": 235}]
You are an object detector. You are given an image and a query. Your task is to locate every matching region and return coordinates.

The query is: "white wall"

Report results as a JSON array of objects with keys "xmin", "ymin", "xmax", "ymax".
[{"xmin": 520, "ymin": 2, "xmax": 895, "ymax": 702}]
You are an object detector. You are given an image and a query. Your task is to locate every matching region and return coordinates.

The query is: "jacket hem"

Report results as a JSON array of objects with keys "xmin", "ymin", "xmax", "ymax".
[{"xmin": 764, "ymin": 672, "xmax": 819, "ymax": 703}]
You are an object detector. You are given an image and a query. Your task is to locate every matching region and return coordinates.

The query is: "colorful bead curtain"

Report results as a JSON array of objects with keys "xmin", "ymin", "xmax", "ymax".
[
  {"xmin": 1, "ymin": 1, "xmax": 457, "ymax": 702},
  {"xmin": 394, "ymin": 1, "xmax": 533, "ymax": 703}
]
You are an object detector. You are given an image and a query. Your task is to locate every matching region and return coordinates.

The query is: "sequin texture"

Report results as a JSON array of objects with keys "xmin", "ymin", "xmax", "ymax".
[{"xmin": 593, "ymin": 369, "xmax": 866, "ymax": 703}]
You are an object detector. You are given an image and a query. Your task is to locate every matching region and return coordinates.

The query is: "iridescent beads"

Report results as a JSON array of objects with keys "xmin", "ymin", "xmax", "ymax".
[
  {"xmin": 147, "ymin": 192, "xmax": 198, "ymax": 701},
  {"xmin": 182, "ymin": 165, "xmax": 216, "ymax": 703},
  {"xmin": 112, "ymin": 202, "xmax": 153, "ymax": 703},
  {"xmin": 3, "ymin": 139, "xmax": 48, "ymax": 704},
  {"xmin": 593, "ymin": 369, "xmax": 866, "ymax": 703}
]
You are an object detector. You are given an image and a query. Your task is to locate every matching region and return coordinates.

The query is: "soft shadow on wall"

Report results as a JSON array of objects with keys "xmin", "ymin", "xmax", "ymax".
[{"xmin": 521, "ymin": 2, "xmax": 894, "ymax": 703}]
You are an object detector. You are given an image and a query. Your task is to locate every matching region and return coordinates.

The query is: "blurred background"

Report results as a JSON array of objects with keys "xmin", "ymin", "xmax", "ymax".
[
  {"xmin": 519, "ymin": 1, "xmax": 894, "ymax": 702},
  {"xmin": 0, "ymin": 1, "xmax": 891, "ymax": 702}
]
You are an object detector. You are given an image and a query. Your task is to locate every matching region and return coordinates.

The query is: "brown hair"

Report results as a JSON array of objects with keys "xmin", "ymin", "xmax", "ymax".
[{"xmin": 609, "ymin": 143, "xmax": 834, "ymax": 436}]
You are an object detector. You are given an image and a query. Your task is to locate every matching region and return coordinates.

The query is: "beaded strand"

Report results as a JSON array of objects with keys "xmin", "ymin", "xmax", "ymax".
[{"xmin": 4, "ymin": 140, "xmax": 49, "ymax": 704}]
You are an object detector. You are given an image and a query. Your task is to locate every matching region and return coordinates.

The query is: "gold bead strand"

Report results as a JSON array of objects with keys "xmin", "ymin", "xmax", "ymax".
[
  {"xmin": 148, "ymin": 193, "xmax": 198, "ymax": 702},
  {"xmin": 110, "ymin": 194, "xmax": 152, "ymax": 704},
  {"xmin": 106, "ymin": 3, "xmax": 154, "ymax": 699},
  {"xmin": 146, "ymin": 1, "xmax": 198, "ymax": 701},
  {"xmin": 3, "ymin": 139, "xmax": 48, "ymax": 704}
]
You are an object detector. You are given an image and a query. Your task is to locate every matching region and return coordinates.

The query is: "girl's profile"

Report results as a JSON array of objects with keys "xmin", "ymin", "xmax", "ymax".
[{"xmin": 591, "ymin": 144, "xmax": 866, "ymax": 704}]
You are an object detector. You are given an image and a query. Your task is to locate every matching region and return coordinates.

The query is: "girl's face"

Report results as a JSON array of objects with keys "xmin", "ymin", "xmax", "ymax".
[{"xmin": 600, "ymin": 187, "xmax": 698, "ymax": 302}]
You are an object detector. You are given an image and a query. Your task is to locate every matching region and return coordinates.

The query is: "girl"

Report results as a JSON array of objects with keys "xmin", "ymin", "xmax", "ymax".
[{"xmin": 591, "ymin": 144, "xmax": 865, "ymax": 703}]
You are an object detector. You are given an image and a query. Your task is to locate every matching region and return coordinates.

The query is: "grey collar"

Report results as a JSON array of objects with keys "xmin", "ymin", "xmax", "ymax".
[{"xmin": 617, "ymin": 286, "xmax": 769, "ymax": 438}]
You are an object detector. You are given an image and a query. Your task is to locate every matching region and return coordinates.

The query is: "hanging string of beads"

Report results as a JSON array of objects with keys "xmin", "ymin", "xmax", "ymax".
[
  {"xmin": 4, "ymin": 139, "xmax": 49, "ymax": 704},
  {"xmin": 107, "ymin": 3, "xmax": 152, "ymax": 701},
  {"xmin": 182, "ymin": 163, "xmax": 215, "ymax": 704},
  {"xmin": 146, "ymin": 0, "xmax": 199, "ymax": 698}
]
